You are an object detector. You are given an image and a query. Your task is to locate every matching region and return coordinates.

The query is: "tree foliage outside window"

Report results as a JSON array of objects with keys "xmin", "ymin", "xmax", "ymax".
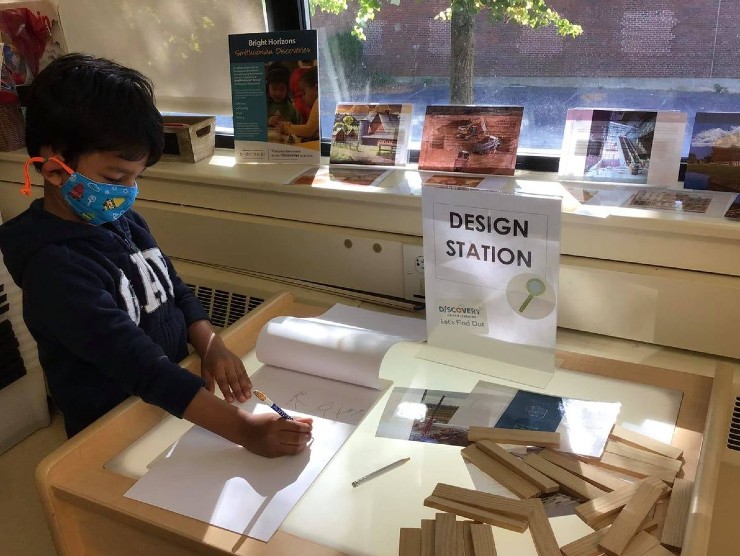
[{"xmin": 309, "ymin": 0, "xmax": 582, "ymax": 103}]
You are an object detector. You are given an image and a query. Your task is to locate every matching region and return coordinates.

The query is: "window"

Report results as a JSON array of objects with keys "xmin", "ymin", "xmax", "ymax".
[
  {"xmin": 309, "ymin": 1, "xmax": 739, "ymax": 160},
  {"xmin": 58, "ymin": 0, "xmax": 266, "ymax": 116}
]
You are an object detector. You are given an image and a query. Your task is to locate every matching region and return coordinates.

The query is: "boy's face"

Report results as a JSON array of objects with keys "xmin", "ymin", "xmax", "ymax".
[
  {"xmin": 301, "ymin": 83, "xmax": 318, "ymax": 108},
  {"xmin": 41, "ymin": 149, "xmax": 147, "ymax": 223},
  {"xmin": 75, "ymin": 151, "xmax": 147, "ymax": 187},
  {"xmin": 268, "ymin": 82, "xmax": 288, "ymax": 102}
]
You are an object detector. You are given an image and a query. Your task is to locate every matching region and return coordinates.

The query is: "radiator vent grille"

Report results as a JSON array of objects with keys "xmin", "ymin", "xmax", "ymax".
[
  {"xmin": 728, "ymin": 397, "xmax": 740, "ymax": 451},
  {"xmin": 187, "ymin": 284, "xmax": 264, "ymax": 329}
]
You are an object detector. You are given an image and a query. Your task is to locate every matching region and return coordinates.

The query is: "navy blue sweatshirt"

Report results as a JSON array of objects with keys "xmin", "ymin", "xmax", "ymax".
[{"xmin": 0, "ymin": 200, "xmax": 206, "ymax": 437}]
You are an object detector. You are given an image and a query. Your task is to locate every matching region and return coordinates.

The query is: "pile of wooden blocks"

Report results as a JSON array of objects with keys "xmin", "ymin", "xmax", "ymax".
[{"xmin": 398, "ymin": 425, "xmax": 693, "ymax": 556}]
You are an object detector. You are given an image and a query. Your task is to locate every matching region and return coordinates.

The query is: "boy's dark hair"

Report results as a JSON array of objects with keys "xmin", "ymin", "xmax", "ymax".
[
  {"xmin": 25, "ymin": 53, "xmax": 164, "ymax": 168},
  {"xmin": 266, "ymin": 66, "xmax": 290, "ymax": 87},
  {"xmin": 299, "ymin": 67, "xmax": 318, "ymax": 88}
]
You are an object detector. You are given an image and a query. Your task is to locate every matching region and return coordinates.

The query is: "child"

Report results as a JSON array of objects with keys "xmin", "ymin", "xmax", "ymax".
[
  {"xmin": 0, "ymin": 54, "xmax": 312, "ymax": 457},
  {"xmin": 289, "ymin": 60, "xmax": 315, "ymax": 123},
  {"xmin": 265, "ymin": 63, "xmax": 300, "ymax": 128},
  {"xmin": 280, "ymin": 67, "xmax": 319, "ymax": 141}
]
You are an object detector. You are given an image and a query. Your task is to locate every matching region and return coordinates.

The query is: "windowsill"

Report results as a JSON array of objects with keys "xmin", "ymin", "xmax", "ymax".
[{"xmin": 1, "ymin": 148, "xmax": 738, "ymax": 277}]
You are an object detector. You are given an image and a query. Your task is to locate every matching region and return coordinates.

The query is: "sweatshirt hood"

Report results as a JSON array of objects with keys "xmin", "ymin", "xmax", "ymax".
[{"xmin": 0, "ymin": 199, "xmax": 106, "ymax": 286}]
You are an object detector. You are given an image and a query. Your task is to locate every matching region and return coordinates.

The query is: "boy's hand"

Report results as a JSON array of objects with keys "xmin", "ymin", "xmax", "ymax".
[
  {"xmin": 241, "ymin": 412, "xmax": 313, "ymax": 457},
  {"xmin": 201, "ymin": 334, "xmax": 252, "ymax": 403}
]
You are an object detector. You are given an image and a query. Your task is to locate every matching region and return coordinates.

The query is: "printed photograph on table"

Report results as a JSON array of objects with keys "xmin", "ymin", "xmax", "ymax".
[
  {"xmin": 418, "ymin": 105, "xmax": 523, "ymax": 175},
  {"xmin": 685, "ymin": 112, "xmax": 740, "ymax": 193},
  {"xmin": 448, "ymin": 380, "xmax": 621, "ymax": 457},
  {"xmin": 558, "ymin": 109, "xmax": 686, "ymax": 187},
  {"xmin": 376, "ymin": 387, "xmax": 470, "ymax": 447},
  {"xmin": 622, "ymin": 189, "xmax": 713, "ymax": 213},
  {"xmin": 723, "ymin": 194, "xmax": 740, "ymax": 220},
  {"xmin": 329, "ymin": 103, "xmax": 412, "ymax": 166},
  {"xmin": 228, "ymin": 30, "xmax": 319, "ymax": 164},
  {"xmin": 287, "ymin": 166, "xmax": 392, "ymax": 187},
  {"xmin": 423, "ymin": 174, "xmax": 486, "ymax": 187}
]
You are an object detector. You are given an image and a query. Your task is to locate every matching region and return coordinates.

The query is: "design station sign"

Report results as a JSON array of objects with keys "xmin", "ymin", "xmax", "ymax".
[{"xmin": 421, "ymin": 185, "xmax": 562, "ymax": 388}]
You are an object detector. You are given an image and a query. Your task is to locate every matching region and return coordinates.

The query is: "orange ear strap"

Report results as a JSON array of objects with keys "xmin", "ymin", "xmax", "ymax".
[{"xmin": 21, "ymin": 156, "xmax": 76, "ymax": 196}]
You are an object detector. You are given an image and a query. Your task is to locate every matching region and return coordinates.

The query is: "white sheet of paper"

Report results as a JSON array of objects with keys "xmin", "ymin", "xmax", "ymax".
[
  {"xmin": 318, "ymin": 304, "xmax": 426, "ymax": 342},
  {"xmin": 124, "ymin": 406, "xmax": 354, "ymax": 542},
  {"xmin": 256, "ymin": 316, "xmax": 403, "ymax": 389},
  {"xmin": 251, "ymin": 364, "xmax": 386, "ymax": 426}
]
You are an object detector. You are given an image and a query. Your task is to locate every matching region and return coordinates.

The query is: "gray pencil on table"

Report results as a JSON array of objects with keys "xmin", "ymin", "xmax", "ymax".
[{"xmin": 351, "ymin": 457, "xmax": 411, "ymax": 487}]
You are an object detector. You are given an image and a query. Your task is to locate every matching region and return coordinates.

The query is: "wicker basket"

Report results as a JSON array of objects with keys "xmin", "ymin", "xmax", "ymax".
[{"xmin": 0, "ymin": 104, "xmax": 25, "ymax": 152}]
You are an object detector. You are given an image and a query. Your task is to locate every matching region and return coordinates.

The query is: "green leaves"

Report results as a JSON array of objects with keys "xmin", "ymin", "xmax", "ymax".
[{"xmin": 310, "ymin": 0, "xmax": 582, "ymax": 39}]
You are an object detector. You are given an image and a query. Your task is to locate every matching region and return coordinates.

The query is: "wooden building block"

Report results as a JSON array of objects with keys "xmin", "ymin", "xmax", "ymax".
[
  {"xmin": 598, "ymin": 479, "xmax": 666, "ymax": 555},
  {"xmin": 596, "ymin": 453, "xmax": 678, "ymax": 484},
  {"xmin": 527, "ymin": 499, "xmax": 561, "ymax": 556},
  {"xmin": 435, "ymin": 512, "xmax": 458, "ymax": 555},
  {"xmin": 476, "ymin": 440, "xmax": 559, "ymax": 494},
  {"xmin": 560, "ymin": 519, "xmax": 658, "ymax": 556},
  {"xmin": 432, "ymin": 483, "xmax": 533, "ymax": 519},
  {"xmin": 424, "ymin": 496, "xmax": 529, "ymax": 532},
  {"xmin": 523, "ymin": 453, "xmax": 607, "ymax": 500},
  {"xmin": 469, "ymin": 523, "xmax": 497, "ymax": 556},
  {"xmin": 468, "ymin": 427, "xmax": 561, "ymax": 447},
  {"xmin": 461, "ymin": 445, "xmax": 542, "ymax": 499},
  {"xmin": 539, "ymin": 449, "xmax": 629, "ymax": 492},
  {"xmin": 641, "ymin": 545, "xmax": 674, "ymax": 556},
  {"xmin": 560, "ymin": 526, "xmax": 610, "ymax": 556},
  {"xmin": 421, "ymin": 519, "xmax": 436, "ymax": 556},
  {"xmin": 399, "ymin": 528, "xmax": 422, "ymax": 556},
  {"xmin": 620, "ymin": 531, "xmax": 659, "ymax": 556},
  {"xmin": 660, "ymin": 478, "xmax": 693, "ymax": 549},
  {"xmin": 604, "ymin": 441, "xmax": 683, "ymax": 474},
  {"xmin": 610, "ymin": 426, "xmax": 683, "ymax": 459},
  {"xmin": 457, "ymin": 521, "xmax": 474, "ymax": 556},
  {"xmin": 575, "ymin": 477, "xmax": 669, "ymax": 528}
]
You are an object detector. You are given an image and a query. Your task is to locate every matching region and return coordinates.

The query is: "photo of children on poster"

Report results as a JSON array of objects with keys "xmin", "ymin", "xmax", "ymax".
[
  {"xmin": 228, "ymin": 30, "xmax": 319, "ymax": 164},
  {"xmin": 418, "ymin": 105, "xmax": 523, "ymax": 175}
]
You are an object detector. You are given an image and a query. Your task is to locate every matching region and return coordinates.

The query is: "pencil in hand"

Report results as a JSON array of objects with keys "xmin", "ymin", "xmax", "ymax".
[{"xmin": 253, "ymin": 390, "xmax": 294, "ymax": 421}]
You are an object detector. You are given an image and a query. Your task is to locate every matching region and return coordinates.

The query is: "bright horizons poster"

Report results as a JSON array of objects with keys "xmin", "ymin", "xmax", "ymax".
[{"xmin": 228, "ymin": 30, "xmax": 319, "ymax": 164}]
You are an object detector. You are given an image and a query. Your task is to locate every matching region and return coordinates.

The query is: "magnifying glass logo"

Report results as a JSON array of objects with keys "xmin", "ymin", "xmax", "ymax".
[{"xmin": 518, "ymin": 278, "xmax": 546, "ymax": 313}]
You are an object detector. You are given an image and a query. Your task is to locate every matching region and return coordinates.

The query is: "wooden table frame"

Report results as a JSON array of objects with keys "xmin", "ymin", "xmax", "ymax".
[{"xmin": 35, "ymin": 292, "xmax": 734, "ymax": 555}]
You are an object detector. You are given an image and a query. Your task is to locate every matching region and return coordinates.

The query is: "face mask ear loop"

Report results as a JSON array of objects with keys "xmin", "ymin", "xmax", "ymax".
[
  {"xmin": 22, "ymin": 157, "xmax": 46, "ymax": 196},
  {"xmin": 21, "ymin": 156, "xmax": 76, "ymax": 196}
]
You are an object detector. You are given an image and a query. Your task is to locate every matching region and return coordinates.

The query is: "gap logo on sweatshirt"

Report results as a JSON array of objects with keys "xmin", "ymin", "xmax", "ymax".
[{"xmin": 118, "ymin": 248, "xmax": 175, "ymax": 323}]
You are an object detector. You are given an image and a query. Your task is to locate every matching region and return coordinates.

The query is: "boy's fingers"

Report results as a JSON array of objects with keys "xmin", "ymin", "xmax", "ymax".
[
  {"xmin": 215, "ymin": 374, "xmax": 233, "ymax": 403},
  {"xmin": 226, "ymin": 364, "xmax": 246, "ymax": 403},
  {"xmin": 237, "ymin": 371, "xmax": 252, "ymax": 400}
]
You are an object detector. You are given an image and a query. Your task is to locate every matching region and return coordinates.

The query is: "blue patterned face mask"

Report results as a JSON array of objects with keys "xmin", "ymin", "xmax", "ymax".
[{"xmin": 23, "ymin": 156, "xmax": 138, "ymax": 225}]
